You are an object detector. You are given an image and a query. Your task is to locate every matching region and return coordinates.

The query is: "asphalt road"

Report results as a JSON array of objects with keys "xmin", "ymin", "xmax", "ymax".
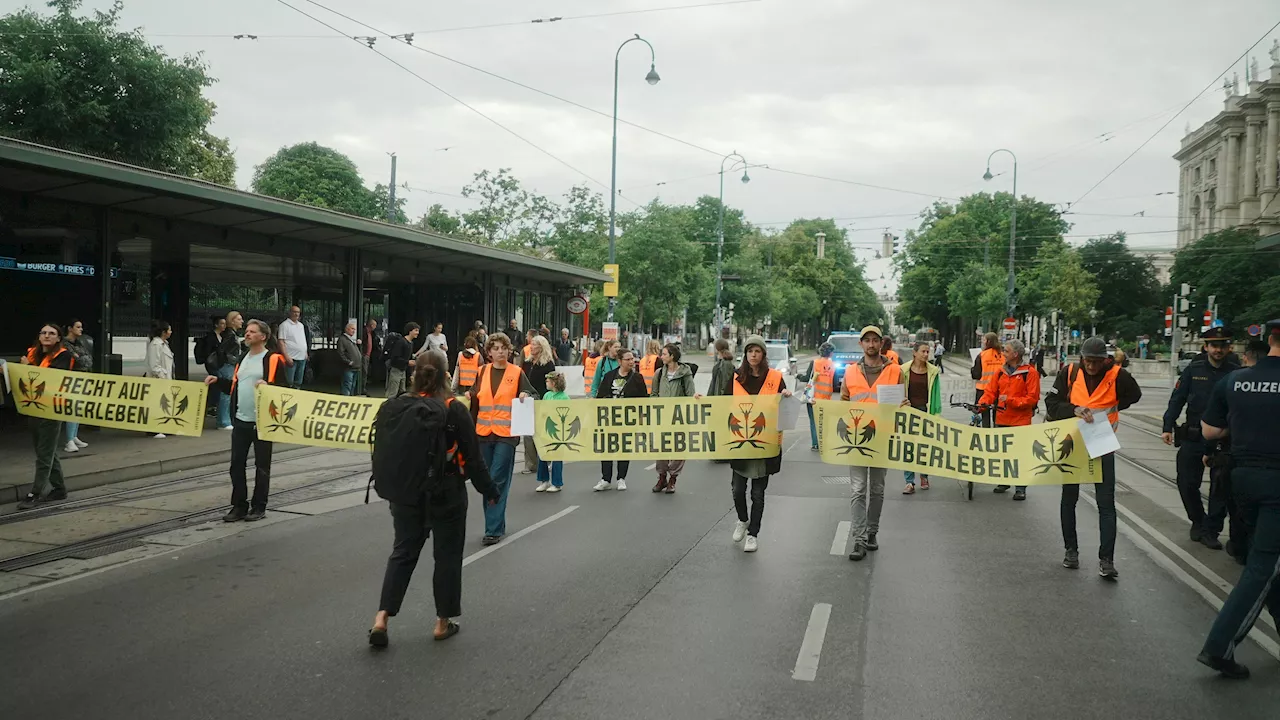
[{"xmin": 2, "ymin": 427, "xmax": 1280, "ymax": 720}]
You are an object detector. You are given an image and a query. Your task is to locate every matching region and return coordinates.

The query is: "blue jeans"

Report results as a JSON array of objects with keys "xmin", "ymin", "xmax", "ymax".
[
  {"xmin": 216, "ymin": 364, "xmax": 235, "ymax": 428},
  {"xmin": 341, "ymin": 369, "xmax": 358, "ymax": 396},
  {"xmin": 537, "ymin": 460, "xmax": 564, "ymax": 487},
  {"xmin": 807, "ymin": 404, "xmax": 818, "ymax": 448},
  {"xmin": 65, "ymin": 421, "xmax": 79, "ymax": 443},
  {"xmin": 904, "ymin": 470, "xmax": 929, "ymax": 485},
  {"xmin": 481, "ymin": 441, "xmax": 516, "ymax": 537},
  {"xmin": 287, "ymin": 359, "xmax": 307, "ymax": 389}
]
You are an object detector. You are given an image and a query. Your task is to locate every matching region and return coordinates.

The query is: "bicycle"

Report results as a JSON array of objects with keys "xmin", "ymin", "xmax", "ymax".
[{"xmin": 947, "ymin": 395, "xmax": 1002, "ymax": 501}]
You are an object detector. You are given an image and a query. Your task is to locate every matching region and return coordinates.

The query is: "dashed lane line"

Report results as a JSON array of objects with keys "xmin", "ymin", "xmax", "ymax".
[
  {"xmin": 462, "ymin": 506, "xmax": 579, "ymax": 567},
  {"xmin": 792, "ymin": 602, "xmax": 833, "ymax": 681},
  {"xmin": 830, "ymin": 521, "xmax": 851, "ymax": 556}
]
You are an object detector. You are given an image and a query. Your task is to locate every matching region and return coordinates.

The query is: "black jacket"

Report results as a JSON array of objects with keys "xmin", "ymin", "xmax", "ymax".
[
  {"xmin": 209, "ymin": 346, "xmax": 291, "ymax": 422},
  {"xmin": 218, "ymin": 329, "xmax": 244, "ymax": 368},
  {"xmin": 1044, "ymin": 361, "xmax": 1142, "ymax": 422},
  {"xmin": 385, "ymin": 333, "xmax": 413, "ymax": 371},
  {"xmin": 596, "ymin": 368, "xmax": 648, "ymax": 399},
  {"xmin": 1162, "ymin": 355, "xmax": 1239, "ymax": 438}
]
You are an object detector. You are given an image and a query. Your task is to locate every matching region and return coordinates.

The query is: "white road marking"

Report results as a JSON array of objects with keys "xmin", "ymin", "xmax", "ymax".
[
  {"xmin": 792, "ymin": 602, "xmax": 833, "ymax": 681},
  {"xmin": 830, "ymin": 521, "xmax": 851, "ymax": 556},
  {"xmin": 1080, "ymin": 493, "xmax": 1280, "ymax": 660},
  {"xmin": 462, "ymin": 505, "xmax": 579, "ymax": 567},
  {"xmin": 644, "ymin": 463, "xmax": 657, "ymax": 471}
]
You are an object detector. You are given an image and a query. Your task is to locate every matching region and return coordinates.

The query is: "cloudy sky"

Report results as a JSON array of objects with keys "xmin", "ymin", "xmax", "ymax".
[{"xmin": 67, "ymin": 0, "xmax": 1280, "ymax": 255}]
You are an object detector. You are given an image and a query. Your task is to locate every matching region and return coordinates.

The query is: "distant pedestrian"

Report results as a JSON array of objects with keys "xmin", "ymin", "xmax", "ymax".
[
  {"xmin": 800, "ymin": 342, "xmax": 836, "ymax": 451},
  {"xmin": 469, "ymin": 332, "xmax": 536, "ymax": 545},
  {"xmin": 900, "ymin": 342, "xmax": 942, "ymax": 494},
  {"xmin": 934, "ymin": 340, "xmax": 946, "ymax": 373},
  {"xmin": 556, "ymin": 328, "xmax": 574, "ymax": 365},
  {"xmin": 594, "ymin": 348, "xmax": 647, "ymax": 492},
  {"xmin": 535, "ymin": 371, "xmax": 570, "ymax": 493},
  {"xmin": 424, "ymin": 322, "xmax": 448, "ymax": 354},
  {"xmin": 583, "ymin": 340, "xmax": 604, "ymax": 396},
  {"xmin": 650, "ymin": 343, "xmax": 694, "ymax": 493},
  {"xmin": 452, "ymin": 335, "xmax": 484, "ymax": 395},
  {"xmin": 338, "ymin": 320, "xmax": 362, "ymax": 396},
  {"xmin": 522, "ymin": 329, "xmax": 538, "ymax": 362},
  {"xmin": 362, "ymin": 319, "xmax": 383, "ymax": 395},
  {"xmin": 707, "ymin": 339, "xmax": 735, "ymax": 397},
  {"xmin": 844, "ymin": 326, "xmax": 900, "ymax": 561},
  {"xmin": 882, "ymin": 336, "xmax": 900, "ymax": 365},
  {"xmin": 278, "ymin": 305, "xmax": 311, "ymax": 389},
  {"xmin": 728, "ymin": 335, "xmax": 791, "ymax": 553},
  {"xmin": 368, "ymin": 349, "xmax": 500, "ymax": 648},
  {"xmin": 61, "ymin": 318, "xmax": 93, "ymax": 453},
  {"xmin": 473, "ymin": 320, "xmax": 487, "ymax": 349},
  {"xmin": 639, "ymin": 338, "xmax": 661, "ymax": 394},
  {"xmin": 17, "ymin": 322, "xmax": 74, "ymax": 510},
  {"xmin": 385, "ymin": 322, "xmax": 419, "ymax": 398},
  {"xmin": 215, "ymin": 312, "xmax": 245, "ymax": 429},
  {"xmin": 146, "ymin": 320, "xmax": 175, "ymax": 439},
  {"xmin": 204, "ymin": 319, "xmax": 289, "ymax": 522},
  {"xmin": 522, "ymin": 335, "xmax": 556, "ymax": 477},
  {"xmin": 507, "ymin": 319, "xmax": 523, "ymax": 354}
]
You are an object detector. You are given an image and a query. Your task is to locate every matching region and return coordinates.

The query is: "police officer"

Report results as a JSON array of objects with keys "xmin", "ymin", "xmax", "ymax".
[
  {"xmin": 1196, "ymin": 319, "xmax": 1280, "ymax": 679},
  {"xmin": 1162, "ymin": 327, "xmax": 1239, "ymax": 549}
]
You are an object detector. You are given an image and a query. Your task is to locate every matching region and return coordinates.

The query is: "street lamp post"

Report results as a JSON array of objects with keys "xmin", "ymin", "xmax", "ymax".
[
  {"xmin": 607, "ymin": 34, "xmax": 660, "ymax": 323},
  {"xmin": 983, "ymin": 149, "xmax": 1018, "ymax": 317},
  {"xmin": 714, "ymin": 152, "xmax": 750, "ymax": 330}
]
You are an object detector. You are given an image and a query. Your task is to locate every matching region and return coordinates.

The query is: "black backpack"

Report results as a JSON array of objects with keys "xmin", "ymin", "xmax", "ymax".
[{"xmin": 366, "ymin": 395, "xmax": 455, "ymax": 505}]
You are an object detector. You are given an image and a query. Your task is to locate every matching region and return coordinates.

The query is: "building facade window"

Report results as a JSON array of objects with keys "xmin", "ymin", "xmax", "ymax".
[
  {"xmin": 1208, "ymin": 158, "xmax": 1216, "ymax": 175},
  {"xmin": 1194, "ymin": 166, "xmax": 1202, "ymax": 184}
]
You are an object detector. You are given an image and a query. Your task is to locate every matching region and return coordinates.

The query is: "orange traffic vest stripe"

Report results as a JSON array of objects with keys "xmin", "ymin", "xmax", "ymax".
[
  {"xmin": 231, "ymin": 351, "xmax": 284, "ymax": 395},
  {"xmin": 883, "ymin": 349, "xmax": 900, "ymax": 365},
  {"xmin": 27, "ymin": 346, "xmax": 73, "ymax": 369},
  {"xmin": 640, "ymin": 355, "xmax": 658, "ymax": 393},
  {"xmin": 1067, "ymin": 363, "xmax": 1122, "ymax": 429},
  {"xmin": 733, "ymin": 368, "xmax": 783, "ymax": 396},
  {"xmin": 583, "ymin": 355, "xmax": 601, "ymax": 389},
  {"xmin": 843, "ymin": 361, "xmax": 903, "ymax": 402},
  {"xmin": 976, "ymin": 348, "xmax": 1003, "ymax": 391},
  {"xmin": 456, "ymin": 352, "xmax": 480, "ymax": 388},
  {"xmin": 811, "ymin": 357, "xmax": 835, "ymax": 400},
  {"xmin": 476, "ymin": 363, "xmax": 521, "ymax": 437},
  {"xmin": 522, "ymin": 345, "xmax": 531, "ymax": 360}
]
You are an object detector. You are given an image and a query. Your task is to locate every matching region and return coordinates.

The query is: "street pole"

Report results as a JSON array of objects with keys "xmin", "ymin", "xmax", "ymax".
[
  {"xmin": 714, "ymin": 152, "xmax": 749, "ymax": 331},
  {"xmin": 607, "ymin": 35, "xmax": 660, "ymax": 323},
  {"xmin": 386, "ymin": 152, "xmax": 397, "ymax": 222},
  {"xmin": 983, "ymin": 149, "xmax": 1018, "ymax": 316}
]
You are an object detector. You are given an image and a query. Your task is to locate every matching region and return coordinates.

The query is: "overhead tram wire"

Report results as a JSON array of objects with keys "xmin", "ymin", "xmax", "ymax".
[
  {"xmin": 1068, "ymin": 18, "xmax": 1280, "ymax": 210},
  {"xmin": 272, "ymin": 0, "xmax": 639, "ymax": 208}
]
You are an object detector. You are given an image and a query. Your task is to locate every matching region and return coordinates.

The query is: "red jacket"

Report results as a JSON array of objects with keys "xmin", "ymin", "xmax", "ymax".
[{"xmin": 980, "ymin": 364, "xmax": 1040, "ymax": 427}]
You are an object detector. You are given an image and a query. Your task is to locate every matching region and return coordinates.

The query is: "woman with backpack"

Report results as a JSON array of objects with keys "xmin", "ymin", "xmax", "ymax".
[
  {"xmin": 594, "ymin": 348, "xmax": 648, "ymax": 492},
  {"xmin": 650, "ymin": 343, "xmax": 694, "ymax": 493},
  {"xmin": 369, "ymin": 350, "xmax": 501, "ymax": 647}
]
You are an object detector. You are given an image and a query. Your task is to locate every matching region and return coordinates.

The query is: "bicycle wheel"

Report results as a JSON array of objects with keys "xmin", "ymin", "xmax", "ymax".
[{"xmin": 967, "ymin": 481, "xmax": 974, "ymax": 501}]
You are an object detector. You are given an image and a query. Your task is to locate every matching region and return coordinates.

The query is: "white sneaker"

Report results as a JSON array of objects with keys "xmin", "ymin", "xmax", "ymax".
[
  {"xmin": 535, "ymin": 481, "xmax": 550, "ymax": 493},
  {"xmin": 220, "ymin": 426, "xmax": 234, "ymax": 431},
  {"xmin": 64, "ymin": 441, "xmax": 78, "ymax": 453},
  {"xmin": 544, "ymin": 485, "xmax": 562, "ymax": 493},
  {"xmin": 744, "ymin": 536, "xmax": 759, "ymax": 553},
  {"xmin": 617, "ymin": 480, "xmax": 627, "ymax": 491},
  {"xmin": 593, "ymin": 480, "xmax": 612, "ymax": 492},
  {"xmin": 154, "ymin": 433, "xmax": 167, "ymax": 439},
  {"xmin": 73, "ymin": 437, "xmax": 88, "ymax": 448},
  {"xmin": 732, "ymin": 520, "xmax": 748, "ymax": 543}
]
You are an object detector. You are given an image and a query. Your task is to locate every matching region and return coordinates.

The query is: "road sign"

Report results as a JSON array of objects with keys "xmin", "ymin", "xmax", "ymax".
[
  {"xmin": 1003, "ymin": 317, "xmax": 1016, "ymax": 331},
  {"xmin": 602, "ymin": 264, "xmax": 619, "ymax": 297},
  {"xmin": 1211, "ymin": 319, "xmax": 1224, "ymax": 329},
  {"xmin": 602, "ymin": 321, "xmax": 619, "ymax": 341},
  {"xmin": 566, "ymin": 295, "xmax": 588, "ymax": 314},
  {"xmin": 1247, "ymin": 324, "xmax": 1262, "ymax": 336},
  {"xmin": 1072, "ymin": 330, "xmax": 1080, "ymax": 338},
  {"xmin": 1202, "ymin": 310, "xmax": 1212, "ymax": 330}
]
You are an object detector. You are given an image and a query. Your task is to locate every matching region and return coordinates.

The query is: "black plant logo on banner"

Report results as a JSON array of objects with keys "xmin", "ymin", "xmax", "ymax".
[
  {"xmin": 835, "ymin": 408, "xmax": 877, "ymax": 457},
  {"xmin": 17, "ymin": 371, "xmax": 48, "ymax": 410},
  {"xmin": 728, "ymin": 402, "xmax": 768, "ymax": 449},
  {"xmin": 157, "ymin": 385, "xmax": 191, "ymax": 426},
  {"xmin": 267, "ymin": 394, "xmax": 298, "ymax": 434},
  {"xmin": 544, "ymin": 407, "xmax": 583, "ymax": 452},
  {"xmin": 1031, "ymin": 427, "xmax": 1076, "ymax": 475}
]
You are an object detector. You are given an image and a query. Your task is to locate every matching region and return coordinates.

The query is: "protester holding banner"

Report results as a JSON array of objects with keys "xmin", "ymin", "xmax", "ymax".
[
  {"xmin": 469, "ymin": 332, "xmax": 535, "ymax": 546},
  {"xmin": 522, "ymin": 336, "xmax": 557, "ymax": 476},
  {"xmin": 843, "ymin": 326, "xmax": 901, "ymax": 561},
  {"xmin": 17, "ymin": 323, "xmax": 75, "ymax": 510},
  {"xmin": 900, "ymin": 342, "xmax": 941, "ymax": 494},
  {"xmin": 594, "ymin": 348, "xmax": 648, "ymax": 492},
  {"xmin": 650, "ymin": 343, "xmax": 695, "ymax": 493},
  {"xmin": 215, "ymin": 311, "xmax": 245, "ymax": 429},
  {"xmin": 1046, "ymin": 336, "xmax": 1141, "ymax": 578},
  {"xmin": 205, "ymin": 319, "xmax": 290, "ymax": 522},
  {"xmin": 640, "ymin": 339, "xmax": 661, "ymax": 394},
  {"xmin": 535, "ymin": 371, "xmax": 570, "ymax": 493},
  {"xmin": 368, "ymin": 350, "xmax": 499, "ymax": 648},
  {"xmin": 145, "ymin": 320, "xmax": 175, "ymax": 439},
  {"xmin": 727, "ymin": 335, "xmax": 791, "ymax": 553},
  {"xmin": 61, "ymin": 318, "xmax": 93, "ymax": 453},
  {"xmin": 980, "ymin": 339, "xmax": 1039, "ymax": 501},
  {"xmin": 452, "ymin": 334, "xmax": 484, "ymax": 395},
  {"xmin": 590, "ymin": 340, "xmax": 621, "ymax": 400}
]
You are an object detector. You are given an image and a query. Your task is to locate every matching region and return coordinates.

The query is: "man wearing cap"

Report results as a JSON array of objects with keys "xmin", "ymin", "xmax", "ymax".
[
  {"xmin": 1046, "ymin": 336, "xmax": 1142, "ymax": 579},
  {"xmin": 1196, "ymin": 319, "xmax": 1280, "ymax": 680},
  {"xmin": 1162, "ymin": 327, "xmax": 1240, "ymax": 550},
  {"xmin": 842, "ymin": 326, "xmax": 902, "ymax": 561}
]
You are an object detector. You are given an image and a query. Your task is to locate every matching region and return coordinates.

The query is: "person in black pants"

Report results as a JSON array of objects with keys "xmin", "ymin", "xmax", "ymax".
[
  {"xmin": 593, "ymin": 348, "xmax": 648, "ymax": 491},
  {"xmin": 204, "ymin": 319, "xmax": 289, "ymax": 521},
  {"xmin": 369, "ymin": 350, "xmax": 499, "ymax": 647}
]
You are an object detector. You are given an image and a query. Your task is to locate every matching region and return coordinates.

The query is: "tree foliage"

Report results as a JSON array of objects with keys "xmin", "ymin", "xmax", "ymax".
[
  {"xmin": 415, "ymin": 203, "xmax": 462, "ymax": 235},
  {"xmin": 1077, "ymin": 233, "xmax": 1163, "ymax": 340},
  {"xmin": 1170, "ymin": 227, "xmax": 1280, "ymax": 332},
  {"xmin": 0, "ymin": 0, "xmax": 236, "ymax": 184},
  {"xmin": 459, "ymin": 168, "xmax": 555, "ymax": 249},
  {"xmin": 251, "ymin": 142, "xmax": 380, "ymax": 218}
]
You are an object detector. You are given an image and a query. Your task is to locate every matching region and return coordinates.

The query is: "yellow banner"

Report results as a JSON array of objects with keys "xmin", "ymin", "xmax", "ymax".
[
  {"xmin": 255, "ymin": 385, "xmax": 384, "ymax": 450},
  {"xmin": 814, "ymin": 402, "xmax": 1101, "ymax": 486},
  {"xmin": 4, "ymin": 364, "xmax": 207, "ymax": 437},
  {"xmin": 535, "ymin": 396, "xmax": 783, "ymax": 461}
]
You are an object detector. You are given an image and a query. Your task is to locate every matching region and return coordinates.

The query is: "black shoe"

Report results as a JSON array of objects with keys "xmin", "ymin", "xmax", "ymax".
[
  {"xmin": 849, "ymin": 543, "xmax": 867, "ymax": 561},
  {"xmin": 222, "ymin": 507, "xmax": 247, "ymax": 522},
  {"xmin": 46, "ymin": 488, "xmax": 68, "ymax": 502},
  {"xmin": 1200, "ymin": 534, "xmax": 1223, "ymax": 550},
  {"xmin": 481, "ymin": 535, "xmax": 501, "ymax": 546},
  {"xmin": 1189, "ymin": 525, "xmax": 1203, "ymax": 542},
  {"xmin": 1196, "ymin": 652, "xmax": 1250, "ymax": 679},
  {"xmin": 1063, "ymin": 550, "xmax": 1080, "ymax": 569},
  {"xmin": 1099, "ymin": 559, "xmax": 1119, "ymax": 579},
  {"xmin": 1012, "ymin": 489, "xmax": 1026, "ymax": 501},
  {"xmin": 993, "ymin": 485, "xmax": 1009, "ymax": 494},
  {"xmin": 16, "ymin": 493, "xmax": 43, "ymax": 511},
  {"xmin": 866, "ymin": 533, "xmax": 879, "ymax": 551},
  {"xmin": 245, "ymin": 507, "xmax": 267, "ymax": 522},
  {"xmin": 368, "ymin": 627, "xmax": 389, "ymax": 649}
]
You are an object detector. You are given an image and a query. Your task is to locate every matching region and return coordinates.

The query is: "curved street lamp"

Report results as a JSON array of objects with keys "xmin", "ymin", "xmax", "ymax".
[
  {"xmin": 983, "ymin": 148, "xmax": 1018, "ymax": 318},
  {"xmin": 607, "ymin": 34, "xmax": 660, "ymax": 322},
  {"xmin": 714, "ymin": 152, "xmax": 750, "ymax": 329}
]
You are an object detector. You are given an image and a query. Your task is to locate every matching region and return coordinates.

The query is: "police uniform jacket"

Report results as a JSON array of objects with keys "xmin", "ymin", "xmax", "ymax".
[{"xmin": 1163, "ymin": 355, "xmax": 1240, "ymax": 442}]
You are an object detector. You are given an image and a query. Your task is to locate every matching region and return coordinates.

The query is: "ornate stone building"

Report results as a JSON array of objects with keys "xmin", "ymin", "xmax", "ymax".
[{"xmin": 1174, "ymin": 42, "xmax": 1280, "ymax": 248}]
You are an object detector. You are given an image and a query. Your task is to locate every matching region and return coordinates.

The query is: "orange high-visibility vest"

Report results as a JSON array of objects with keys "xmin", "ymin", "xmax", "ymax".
[
  {"xmin": 811, "ymin": 357, "xmax": 835, "ymax": 400},
  {"xmin": 475, "ymin": 363, "xmax": 521, "ymax": 437},
  {"xmin": 456, "ymin": 352, "xmax": 480, "ymax": 388},
  {"xmin": 522, "ymin": 345, "xmax": 531, "ymax": 360},
  {"xmin": 1067, "ymin": 363, "xmax": 1122, "ymax": 429},
  {"xmin": 26, "ymin": 346, "xmax": 73, "ymax": 369},
  {"xmin": 976, "ymin": 348, "xmax": 1003, "ymax": 391},
  {"xmin": 884, "ymin": 349, "xmax": 900, "ymax": 365},
  {"xmin": 640, "ymin": 354, "xmax": 659, "ymax": 393},
  {"xmin": 230, "ymin": 350, "xmax": 284, "ymax": 396},
  {"xmin": 583, "ymin": 355, "xmax": 601, "ymax": 392},
  {"xmin": 843, "ymin": 361, "xmax": 903, "ymax": 402}
]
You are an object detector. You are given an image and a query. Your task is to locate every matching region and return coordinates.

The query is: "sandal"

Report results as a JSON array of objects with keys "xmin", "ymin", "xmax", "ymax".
[
  {"xmin": 434, "ymin": 620, "xmax": 460, "ymax": 641},
  {"xmin": 903, "ymin": 483, "xmax": 915, "ymax": 495},
  {"xmin": 368, "ymin": 627, "xmax": 389, "ymax": 648}
]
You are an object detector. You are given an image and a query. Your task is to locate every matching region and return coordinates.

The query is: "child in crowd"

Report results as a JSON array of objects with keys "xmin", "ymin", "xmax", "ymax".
[{"xmin": 535, "ymin": 372, "xmax": 570, "ymax": 493}]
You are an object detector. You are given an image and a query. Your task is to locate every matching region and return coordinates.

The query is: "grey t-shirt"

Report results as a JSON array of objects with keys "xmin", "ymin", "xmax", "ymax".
[{"xmin": 236, "ymin": 350, "xmax": 267, "ymax": 423}]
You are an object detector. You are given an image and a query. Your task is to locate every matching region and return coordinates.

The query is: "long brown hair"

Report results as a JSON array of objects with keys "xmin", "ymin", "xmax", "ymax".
[
  {"xmin": 736, "ymin": 341, "xmax": 767, "ymax": 384},
  {"xmin": 412, "ymin": 349, "xmax": 450, "ymax": 399}
]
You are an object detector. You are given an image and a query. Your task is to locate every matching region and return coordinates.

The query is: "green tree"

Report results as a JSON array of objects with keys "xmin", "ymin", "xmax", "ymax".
[
  {"xmin": 947, "ymin": 262, "xmax": 1005, "ymax": 325},
  {"xmin": 1042, "ymin": 246, "xmax": 1099, "ymax": 327},
  {"xmin": 0, "ymin": 0, "xmax": 236, "ymax": 182},
  {"xmin": 460, "ymin": 168, "xmax": 557, "ymax": 249},
  {"xmin": 371, "ymin": 183, "xmax": 408, "ymax": 224},
  {"xmin": 1077, "ymin": 232, "xmax": 1163, "ymax": 340},
  {"xmin": 251, "ymin": 142, "xmax": 379, "ymax": 218},
  {"xmin": 691, "ymin": 195, "xmax": 750, "ymax": 268},
  {"xmin": 547, "ymin": 185, "xmax": 608, "ymax": 269},
  {"xmin": 615, "ymin": 202, "xmax": 703, "ymax": 329},
  {"xmin": 415, "ymin": 203, "xmax": 462, "ymax": 234},
  {"xmin": 1169, "ymin": 227, "xmax": 1280, "ymax": 334}
]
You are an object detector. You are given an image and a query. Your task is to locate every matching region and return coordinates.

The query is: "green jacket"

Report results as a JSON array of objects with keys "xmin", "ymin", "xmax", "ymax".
[
  {"xmin": 899, "ymin": 361, "xmax": 942, "ymax": 415},
  {"xmin": 651, "ymin": 362, "xmax": 694, "ymax": 398},
  {"xmin": 708, "ymin": 357, "xmax": 735, "ymax": 396}
]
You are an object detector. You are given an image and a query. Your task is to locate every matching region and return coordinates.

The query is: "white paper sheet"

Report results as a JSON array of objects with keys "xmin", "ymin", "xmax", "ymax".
[
  {"xmin": 875, "ymin": 384, "xmax": 905, "ymax": 406},
  {"xmin": 1077, "ymin": 417, "xmax": 1121, "ymax": 458},
  {"xmin": 0, "ymin": 359, "xmax": 9, "ymax": 394},
  {"xmin": 510, "ymin": 397, "xmax": 536, "ymax": 437},
  {"xmin": 969, "ymin": 347, "xmax": 981, "ymax": 362},
  {"xmin": 778, "ymin": 396, "xmax": 803, "ymax": 431}
]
